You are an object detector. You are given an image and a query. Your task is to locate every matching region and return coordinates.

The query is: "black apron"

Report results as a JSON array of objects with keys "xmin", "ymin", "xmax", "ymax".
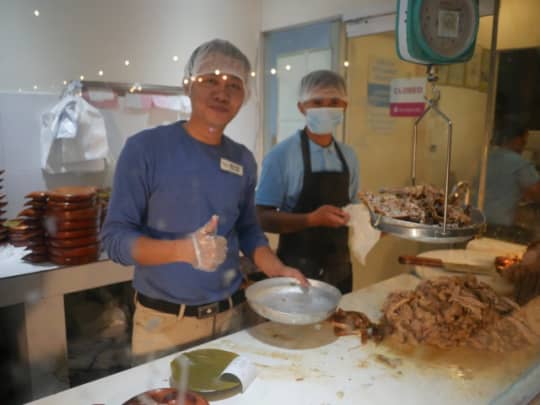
[{"xmin": 277, "ymin": 130, "xmax": 352, "ymax": 293}]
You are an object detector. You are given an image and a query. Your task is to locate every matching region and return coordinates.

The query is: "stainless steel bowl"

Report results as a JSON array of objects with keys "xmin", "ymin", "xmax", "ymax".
[{"xmin": 246, "ymin": 277, "xmax": 342, "ymax": 325}]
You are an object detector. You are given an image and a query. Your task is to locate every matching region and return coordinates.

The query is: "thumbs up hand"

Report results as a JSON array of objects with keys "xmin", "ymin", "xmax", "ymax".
[{"xmin": 191, "ymin": 215, "xmax": 228, "ymax": 271}]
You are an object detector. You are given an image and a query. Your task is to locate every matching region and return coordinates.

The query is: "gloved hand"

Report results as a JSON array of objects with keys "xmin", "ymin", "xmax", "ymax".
[{"xmin": 190, "ymin": 215, "xmax": 227, "ymax": 271}]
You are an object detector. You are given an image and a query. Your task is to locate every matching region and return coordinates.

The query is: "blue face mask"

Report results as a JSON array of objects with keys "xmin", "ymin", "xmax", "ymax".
[{"xmin": 305, "ymin": 107, "xmax": 344, "ymax": 135}]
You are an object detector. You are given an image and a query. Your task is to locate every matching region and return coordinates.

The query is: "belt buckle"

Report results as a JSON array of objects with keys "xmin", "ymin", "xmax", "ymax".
[{"xmin": 197, "ymin": 302, "xmax": 219, "ymax": 319}]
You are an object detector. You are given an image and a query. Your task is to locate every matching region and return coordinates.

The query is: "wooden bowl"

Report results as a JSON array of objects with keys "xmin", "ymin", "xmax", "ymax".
[
  {"xmin": 122, "ymin": 389, "xmax": 209, "ymax": 405},
  {"xmin": 17, "ymin": 208, "xmax": 45, "ymax": 218},
  {"xmin": 47, "ymin": 200, "xmax": 96, "ymax": 211},
  {"xmin": 24, "ymin": 244, "xmax": 48, "ymax": 254},
  {"xmin": 49, "ymin": 253, "xmax": 99, "ymax": 266},
  {"xmin": 47, "ymin": 186, "xmax": 97, "ymax": 202},
  {"xmin": 24, "ymin": 200, "xmax": 47, "ymax": 209},
  {"xmin": 48, "ymin": 235, "xmax": 99, "ymax": 248},
  {"xmin": 48, "ymin": 228, "xmax": 99, "ymax": 240},
  {"xmin": 22, "ymin": 253, "xmax": 49, "ymax": 263},
  {"xmin": 44, "ymin": 207, "xmax": 99, "ymax": 221},
  {"xmin": 44, "ymin": 217, "xmax": 99, "ymax": 233},
  {"xmin": 8, "ymin": 230, "xmax": 45, "ymax": 242},
  {"xmin": 48, "ymin": 244, "xmax": 99, "ymax": 258},
  {"xmin": 10, "ymin": 238, "xmax": 45, "ymax": 248},
  {"xmin": 24, "ymin": 191, "xmax": 48, "ymax": 201}
]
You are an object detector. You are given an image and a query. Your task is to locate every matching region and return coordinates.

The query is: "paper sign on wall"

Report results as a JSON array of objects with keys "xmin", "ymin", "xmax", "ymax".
[{"xmin": 389, "ymin": 78, "xmax": 426, "ymax": 117}]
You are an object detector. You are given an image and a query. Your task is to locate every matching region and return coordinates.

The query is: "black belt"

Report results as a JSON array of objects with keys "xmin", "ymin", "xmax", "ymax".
[{"xmin": 136, "ymin": 289, "xmax": 246, "ymax": 318}]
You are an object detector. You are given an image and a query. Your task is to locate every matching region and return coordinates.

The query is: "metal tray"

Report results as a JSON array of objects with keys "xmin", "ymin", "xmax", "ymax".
[
  {"xmin": 369, "ymin": 206, "xmax": 486, "ymax": 244},
  {"xmin": 246, "ymin": 277, "xmax": 341, "ymax": 325}
]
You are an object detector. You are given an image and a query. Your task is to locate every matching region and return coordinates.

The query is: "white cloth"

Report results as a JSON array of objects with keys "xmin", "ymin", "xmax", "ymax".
[
  {"xmin": 344, "ymin": 203, "xmax": 381, "ymax": 265},
  {"xmin": 41, "ymin": 95, "xmax": 109, "ymax": 173}
]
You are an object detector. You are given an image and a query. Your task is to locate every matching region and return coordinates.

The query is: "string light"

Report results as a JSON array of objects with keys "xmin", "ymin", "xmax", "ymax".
[
  {"xmin": 172, "ymin": 55, "xmax": 179, "ymax": 62},
  {"xmin": 124, "ymin": 60, "xmax": 130, "ymax": 66},
  {"xmin": 285, "ymin": 65, "xmax": 291, "ymax": 71},
  {"xmin": 33, "ymin": 85, "xmax": 38, "ymax": 90},
  {"xmin": 80, "ymin": 75, "xmax": 85, "ymax": 80},
  {"xmin": 98, "ymin": 70, "xmax": 104, "ymax": 76},
  {"xmin": 33, "ymin": 10, "xmax": 40, "ymax": 17},
  {"xmin": 270, "ymin": 68, "xmax": 277, "ymax": 75},
  {"xmin": 63, "ymin": 80, "xmax": 67, "ymax": 85},
  {"xmin": 214, "ymin": 69, "xmax": 221, "ymax": 75},
  {"xmin": 250, "ymin": 71, "xmax": 256, "ymax": 77},
  {"xmin": 343, "ymin": 60, "xmax": 350, "ymax": 67},
  {"xmin": 183, "ymin": 79, "xmax": 189, "ymax": 85},
  {"xmin": 222, "ymin": 75, "xmax": 228, "ymax": 80}
]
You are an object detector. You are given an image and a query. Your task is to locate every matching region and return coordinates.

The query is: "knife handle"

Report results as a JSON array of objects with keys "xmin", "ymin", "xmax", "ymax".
[{"xmin": 398, "ymin": 255, "xmax": 444, "ymax": 268}]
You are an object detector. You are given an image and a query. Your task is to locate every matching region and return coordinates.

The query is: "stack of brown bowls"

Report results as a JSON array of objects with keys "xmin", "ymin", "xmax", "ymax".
[
  {"xmin": 0, "ymin": 169, "xmax": 7, "ymax": 244},
  {"xmin": 9, "ymin": 191, "xmax": 48, "ymax": 262},
  {"xmin": 45, "ymin": 186, "xmax": 100, "ymax": 266}
]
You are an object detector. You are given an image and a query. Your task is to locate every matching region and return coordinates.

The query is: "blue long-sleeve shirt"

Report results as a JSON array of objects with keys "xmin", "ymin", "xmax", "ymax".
[{"xmin": 101, "ymin": 121, "xmax": 268, "ymax": 304}]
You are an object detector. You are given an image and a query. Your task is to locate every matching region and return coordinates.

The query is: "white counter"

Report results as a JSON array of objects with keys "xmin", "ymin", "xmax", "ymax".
[
  {"xmin": 28, "ymin": 274, "xmax": 540, "ymax": 405},
  {"xmin": 0, "ymin": 252, "xmax": 133, "ymax": 400}
]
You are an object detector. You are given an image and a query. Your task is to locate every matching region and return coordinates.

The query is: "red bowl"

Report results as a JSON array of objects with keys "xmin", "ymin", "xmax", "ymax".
[{"xmin": 122, "ymin": 389, "xmax": 209, "ymax": 405}]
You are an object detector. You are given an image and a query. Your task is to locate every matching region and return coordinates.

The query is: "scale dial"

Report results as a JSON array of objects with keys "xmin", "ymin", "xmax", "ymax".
[
  {"xmin": 417, "ymin": 0, "xmax": 477, "ymax": 59},
  {"xmin": 396, "ymin": 0, "xmax": 479, "ymax": 64}
]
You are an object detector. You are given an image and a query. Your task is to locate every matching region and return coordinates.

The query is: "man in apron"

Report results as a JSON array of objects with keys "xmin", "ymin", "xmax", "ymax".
[{"xmin": 256, "ymin": 70, "xmax": 360, "ymax": 294}]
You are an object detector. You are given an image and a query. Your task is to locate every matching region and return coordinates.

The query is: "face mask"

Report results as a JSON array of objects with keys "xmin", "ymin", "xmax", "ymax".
[{"xmin": 305, "ymin": 107, "xmax": 344, "ymax": 135}]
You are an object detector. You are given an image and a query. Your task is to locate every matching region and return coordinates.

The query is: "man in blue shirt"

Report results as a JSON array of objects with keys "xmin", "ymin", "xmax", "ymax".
[
  {"xmin": 485, "ymin": 124, "xmax": 540, "ymax": 240},
  {"xmin": 256, "ymin": 70, "xmax": 360, "ymax": 294},
  {"xmin": 102, "ymin": 39, "xmax": 307, "ymax": 362}
]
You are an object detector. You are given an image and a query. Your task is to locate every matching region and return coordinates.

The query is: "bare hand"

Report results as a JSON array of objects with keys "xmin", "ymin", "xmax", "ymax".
[
  {"xmin": 307, "ymin": 205, "xmax": 350, "ymax": 228},
  {"xmin": 190, "ymin": 215, "xmax": 227, "ymax": 271},
  {"xmin": 266, "ymin": 265, "xmax": 310, "ymax": 287}
]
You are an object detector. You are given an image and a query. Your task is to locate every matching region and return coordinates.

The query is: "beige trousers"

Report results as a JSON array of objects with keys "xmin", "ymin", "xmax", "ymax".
[{"xmin": 131, "ymin": 296, "xmax": 261, "ymax": 365}]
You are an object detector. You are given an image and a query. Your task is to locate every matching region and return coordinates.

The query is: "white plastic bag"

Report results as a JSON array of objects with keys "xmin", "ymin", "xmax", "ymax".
[{"xmin": 41, "ymin": 82, "xmax": 109, "ymax": 174}]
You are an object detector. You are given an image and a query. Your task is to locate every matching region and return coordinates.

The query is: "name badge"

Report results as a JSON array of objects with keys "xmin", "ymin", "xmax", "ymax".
[{"xmin": 220, "ymin": 158, "xmax": 243, "ymax": 176}]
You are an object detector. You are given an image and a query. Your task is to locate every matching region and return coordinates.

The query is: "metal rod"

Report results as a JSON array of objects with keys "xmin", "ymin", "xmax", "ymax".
[
  {"xmin": 430, "ymin": 105, "xmax": 453, "ymax": 233},
  {"xmin": 412, "ymin": 105, "xmax": 431, "ymax": 186},
  {"xmin": 80, "ymin": 80, "xmax": 184, "ymax": 96},
  {"xmin": 477, "ymin": 0, "xmax": 501, "ymax": 210}
]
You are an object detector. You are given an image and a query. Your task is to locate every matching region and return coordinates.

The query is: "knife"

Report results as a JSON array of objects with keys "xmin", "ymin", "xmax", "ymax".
[{"xmin": 398, "ymin": 255, "xmax": 496, "ymax": 275}]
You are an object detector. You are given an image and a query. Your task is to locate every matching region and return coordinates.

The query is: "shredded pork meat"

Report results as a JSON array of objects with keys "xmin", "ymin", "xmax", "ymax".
[{"xmin": 381, "ymin": 276, "xmax": 540, "ymax": 352}]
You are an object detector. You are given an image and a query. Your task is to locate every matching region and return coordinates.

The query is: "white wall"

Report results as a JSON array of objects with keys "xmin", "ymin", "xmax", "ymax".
[
  {"xmin": 261, "ymin": 0, "xmax": 495, "ymax": 32},
  {"xmin": 0, "ymin": 0, "xmax": 262, "ymax": 150},
  {"xmin": 261, "ymin": 0, "xmax": 395, "ymax": 31}
]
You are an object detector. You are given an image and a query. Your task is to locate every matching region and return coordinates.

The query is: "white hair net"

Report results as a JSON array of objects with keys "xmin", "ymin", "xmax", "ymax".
[
  {"xmin": 183, "ymin": 39, "xmax": 252, "ymax": 99},
  {"xmin": 298, "ymin": 70, "xmax": 348, "ymax": 102}
]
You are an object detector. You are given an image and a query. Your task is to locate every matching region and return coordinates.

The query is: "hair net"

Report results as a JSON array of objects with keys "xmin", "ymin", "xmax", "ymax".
[
  {"xmin": 298, "ymin": 70, "xmax": 347, "ymax": 102},
  {"xmin": 183, "ymin": 39, "xmax": 252, "ymax": 98}
]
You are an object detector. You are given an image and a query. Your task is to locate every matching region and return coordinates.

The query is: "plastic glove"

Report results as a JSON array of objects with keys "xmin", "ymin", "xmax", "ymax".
[{"xmin": 190, "ymin": 215, "xmax": 227, "ymax": 271}]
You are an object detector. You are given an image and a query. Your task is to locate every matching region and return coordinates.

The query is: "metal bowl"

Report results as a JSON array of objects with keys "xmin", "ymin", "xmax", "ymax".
[
  {"xmin": 369, "ymin": 207, "xmax": 486, "ymax": 244},
  {"xmin": 246, "ymin": 277, "xmax": 342, "ymax": 325}
]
